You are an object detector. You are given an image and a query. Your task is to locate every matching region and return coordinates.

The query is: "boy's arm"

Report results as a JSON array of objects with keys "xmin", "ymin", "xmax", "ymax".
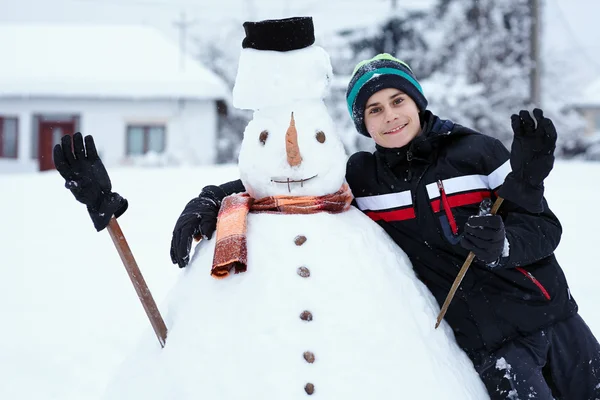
[
  {"xmin": 215, "ymin": 179, "xmax": 246, "ymax": 198},
  {"xmin": 495, "ymin": 196, "xmax": 562, "ymax": 268},
  {"xmin": 497, "ymin": 109, "xmax": 557, "ymax": 213},
  {"xmin": 170, "ymin": 179, "xmax": 245, "ymax": 268},
  {"xmin": 483, "ymin": 137, "xmax": 562, "ymax": 269}
]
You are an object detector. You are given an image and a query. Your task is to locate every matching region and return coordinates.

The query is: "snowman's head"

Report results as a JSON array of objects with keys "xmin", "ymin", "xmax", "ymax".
[{"xmin": 238, "ymin": 100, "xmax": 348, "ymax": 199}]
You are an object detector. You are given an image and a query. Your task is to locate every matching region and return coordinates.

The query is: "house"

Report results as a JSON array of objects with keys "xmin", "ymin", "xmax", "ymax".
[
  {"xmin": 573, "ymin": 77, "xmax": 600, "ymax": 136},
  {"xmin": 0, "ymin": 24, "xmax": 229, "ymax": 173}
]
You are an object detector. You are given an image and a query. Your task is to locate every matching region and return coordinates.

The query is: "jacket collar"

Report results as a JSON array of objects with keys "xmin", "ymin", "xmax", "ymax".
[
  {"xmin": 375, "ymin": 111, "xmax": 480, "ymax": 162},
  {"xmin": 373, "ymin": 111, "xmax": 477, "ymax": 185}
]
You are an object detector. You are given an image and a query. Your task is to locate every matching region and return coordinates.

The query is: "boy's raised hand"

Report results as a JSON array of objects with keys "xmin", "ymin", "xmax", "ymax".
[
  {"xmin": 509, "ymin": 108, "xmax": 557, "ymax": 187},
  {"xmin": 53, "ymin": 132, "xmax": 128, "ymax": 231},
  {"xmin": 498, "ymin": 108, "xmax": 557, "ymax": 213}
]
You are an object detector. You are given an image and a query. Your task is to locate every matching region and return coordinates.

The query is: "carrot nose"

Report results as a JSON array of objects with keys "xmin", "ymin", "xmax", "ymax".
[{"xmin": 286, "ymin": 112, "xmax": 302, "ymax": 167}]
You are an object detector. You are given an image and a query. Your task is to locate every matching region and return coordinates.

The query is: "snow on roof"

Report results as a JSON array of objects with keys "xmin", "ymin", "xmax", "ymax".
[{"xmin": 0, "ymin": 24, "xmax": 229, "ymax": 100}]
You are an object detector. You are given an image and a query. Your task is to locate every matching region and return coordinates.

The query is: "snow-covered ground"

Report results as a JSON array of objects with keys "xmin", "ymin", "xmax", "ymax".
[{"xmin": 1, "ymin": 160, "xmax": 598, "ymax": 399}]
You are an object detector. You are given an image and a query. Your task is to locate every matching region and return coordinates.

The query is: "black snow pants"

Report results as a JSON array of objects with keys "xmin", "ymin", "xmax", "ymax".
[{"xmin": 472, "ymin": 314, "xmax": 600, "ymax": 400}]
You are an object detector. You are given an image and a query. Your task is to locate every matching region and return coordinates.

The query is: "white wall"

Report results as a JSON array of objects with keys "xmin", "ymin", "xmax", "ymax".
[
  {"xmin": 582, "ymin": 107, "xmax": 600, "ymax": 135},
  {"xmin": 0, "ymin": 97, "xmax": 218, "ymax": 173}
]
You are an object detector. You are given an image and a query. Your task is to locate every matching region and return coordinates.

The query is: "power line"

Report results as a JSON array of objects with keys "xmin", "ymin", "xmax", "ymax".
[
  {"xmin": 71, "ymin": 0, "xmax": 181, "ymax": 9},
  {"xmin": 69, "ymin": 0, "xmax": 234, "ymax": 12},
  {"xmin": 68, "ymin": 0, "xmax": 402, "ymax": 14}
]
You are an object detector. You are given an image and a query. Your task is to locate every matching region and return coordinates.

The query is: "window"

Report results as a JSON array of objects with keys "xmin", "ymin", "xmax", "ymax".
[
  {"xmin": 126, "ymin": 125, "xmax": 166, "ymax": 155},
  {"xmin": 0, "ymin": 117, "xmax": 18, "ymax": 159}
]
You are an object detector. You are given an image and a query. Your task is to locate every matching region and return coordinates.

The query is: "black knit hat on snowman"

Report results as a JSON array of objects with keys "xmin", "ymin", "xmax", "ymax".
[
  {"xmin": 241, "ymin": 16, "xmax": 315, "ymax": 51},
  {"xmin": 232, "ymin": 16, "xmax": 332, "ymax": 111},
  {"xmin": 346, "ymin": 54, "xmax": 428, "ymax": 137}
]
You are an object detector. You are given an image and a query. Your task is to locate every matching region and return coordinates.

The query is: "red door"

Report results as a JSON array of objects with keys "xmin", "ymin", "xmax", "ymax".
[{"xmin": 38, "ymin": 121, "xmax": 75, "ymax": 171}]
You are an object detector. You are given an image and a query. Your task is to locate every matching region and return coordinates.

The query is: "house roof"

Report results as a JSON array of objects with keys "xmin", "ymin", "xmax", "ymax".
[{"xmin": 0, "ymin": 24, "xmax": 229, "ymax": 100}]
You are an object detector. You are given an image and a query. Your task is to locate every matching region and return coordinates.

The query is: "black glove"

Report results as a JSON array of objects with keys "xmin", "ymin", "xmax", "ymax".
[
  {"xmin": 53, "ymin": 133, "xmax": 128, "ymax": 232},
  {"xmin": 497, "ymin": 108, "xmax": 557, "ymax": 213},
  {"xmin": 459, "ymin": 215, "xmax": 506, "ymax": 266},
  {"xmin": 170, "ymin": 180, "xmax": 245, "ymax": 268}
]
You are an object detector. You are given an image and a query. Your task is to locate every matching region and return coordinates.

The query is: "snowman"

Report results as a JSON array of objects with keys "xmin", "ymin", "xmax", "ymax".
[{"xmin": 104, "ymin": 17, "xmax": 489, "ymax": 399}]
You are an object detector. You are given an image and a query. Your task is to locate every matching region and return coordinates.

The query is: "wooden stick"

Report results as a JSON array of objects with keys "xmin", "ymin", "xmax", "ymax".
[
  {"xmin": 107, "ymin": 217, "xmax": 168, "ymax": 347},
  {"xmin": 435, "ymin": 197, "xmax": 504, "ymax": 329}
]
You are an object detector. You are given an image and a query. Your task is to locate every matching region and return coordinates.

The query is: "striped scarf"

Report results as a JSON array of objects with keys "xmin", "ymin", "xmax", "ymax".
[{"xmin": 211, "ymin": 183, "xmax": 353, "ymax": 279}]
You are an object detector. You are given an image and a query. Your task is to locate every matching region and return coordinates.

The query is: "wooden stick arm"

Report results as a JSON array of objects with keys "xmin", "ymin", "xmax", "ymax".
[
  {"xmin": 435, "ymin": 197, "xmax": 504, "ymax": 329},
  {"xmin": 107, "ymin": 217, "xmax": 168, "ymax": 347}
]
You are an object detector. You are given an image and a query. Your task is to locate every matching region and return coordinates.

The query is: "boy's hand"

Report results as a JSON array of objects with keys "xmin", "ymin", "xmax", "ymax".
[
  {"xmin": 460, "ymin": 215, "xmax": 506, "ymax": 266},
  {"xmin": 508, "ymin": 108, "xmax": 557, "ymax": 188},
  {"xmin": 170, "ymin": 187, "xmax": 223, "ymax": 268},
  {"xmin": 498, "ymin": 108, "xmax": 557, "ymax": 213},
  {"xmin": 53, "ymin": 132, "xmax": 128, "ymax": 231}
]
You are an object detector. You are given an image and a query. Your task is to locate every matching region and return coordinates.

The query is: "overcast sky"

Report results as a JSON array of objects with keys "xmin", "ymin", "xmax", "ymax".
[{"xmin": 1, "ymin": 0, "xmax": 599, "ymax": 80}]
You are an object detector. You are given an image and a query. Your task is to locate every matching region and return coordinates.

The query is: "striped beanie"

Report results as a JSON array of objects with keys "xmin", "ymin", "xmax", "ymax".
[{"xmin": 346, "ymin": 53, "xmax": 427, "ymax": 137}]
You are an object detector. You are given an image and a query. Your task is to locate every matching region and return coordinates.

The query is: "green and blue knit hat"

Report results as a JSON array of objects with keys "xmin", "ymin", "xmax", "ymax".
[{"xmin": 346, "ymin": 53, "xmax": 427, "ymax": 137}]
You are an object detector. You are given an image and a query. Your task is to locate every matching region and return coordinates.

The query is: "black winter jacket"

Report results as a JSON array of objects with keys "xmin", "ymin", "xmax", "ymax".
[{"xmin": 346, "ymin": 111, "xmax": 578, "ymax": 355}]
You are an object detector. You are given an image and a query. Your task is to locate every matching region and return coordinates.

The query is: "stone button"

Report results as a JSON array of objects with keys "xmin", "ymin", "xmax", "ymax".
[
  {"xmin": 304, "ymin": 383, "xmax": 315, "ymax": 395},
  {"xmin": 294, "ymin": 235, "xmax": 307, "ymax": 246},
  {"xmin": 303, "ymin": 351, "xmax": 315, "ymax": 364},
  {"xmin": 300, "ymin": 311, "xmax": 313, "ymax": 321},
  {"xmin": 297, "ymin": 266, "xmax": 310, "ymax": 278}
]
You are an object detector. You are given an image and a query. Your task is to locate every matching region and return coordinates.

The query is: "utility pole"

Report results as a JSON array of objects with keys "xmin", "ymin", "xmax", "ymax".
[
  {"xmin": 530, "ymin": 0, "xmax": 542, "ymax": 107},
  {"xmin": 173, "ymin": 11, "xmax": 196, "ymax": 72}
]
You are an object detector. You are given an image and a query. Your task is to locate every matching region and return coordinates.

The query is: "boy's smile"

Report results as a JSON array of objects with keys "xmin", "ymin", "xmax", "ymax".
[
  {"xmin": 383, "ymin": 123, "xmax": 408, "ymax": 135},
  {"xmin": 364, "ymin": 88, "xmax": 421, "ymax": 148}
]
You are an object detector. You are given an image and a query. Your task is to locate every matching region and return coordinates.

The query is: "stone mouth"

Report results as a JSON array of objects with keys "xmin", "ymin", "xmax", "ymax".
[{"xmin": 270, "ymin": 174, "xmax": 318, "ymax": 191}]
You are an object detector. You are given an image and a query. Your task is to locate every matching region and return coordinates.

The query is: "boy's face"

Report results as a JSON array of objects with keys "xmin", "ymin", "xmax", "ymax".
[{"xmin": 364, "ymin": 88, "xmax": 421, "ymax": 148}]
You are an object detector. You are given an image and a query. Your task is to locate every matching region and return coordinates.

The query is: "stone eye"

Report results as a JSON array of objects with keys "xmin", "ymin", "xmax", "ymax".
[
  {"xmin": 316, "ymin": 131, "xmax": 326, "ymax": 143},
  {"xmin": 259, "ymin": 130, "xmax": 269, "ymax": 145}
]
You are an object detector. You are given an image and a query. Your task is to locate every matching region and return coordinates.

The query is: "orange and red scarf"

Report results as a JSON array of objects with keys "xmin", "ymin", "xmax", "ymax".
[{"xmin": 211, "ymin": 184, "xmax": 353, "ymax": 278}]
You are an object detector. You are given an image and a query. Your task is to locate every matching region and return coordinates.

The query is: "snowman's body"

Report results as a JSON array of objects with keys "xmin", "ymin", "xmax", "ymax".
[
  {"xmin": 105, "ymin": 209, "xmax": 488, "ymax": 399},
  {"xmin": 104, "ymin": 22, "xmax": 489, "ymax": 399}
]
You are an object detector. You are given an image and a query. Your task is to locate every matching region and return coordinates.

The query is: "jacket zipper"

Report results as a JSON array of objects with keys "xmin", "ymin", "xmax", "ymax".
[
  {"xmin": 437, "ymin": 180, "xmax": 458, "ymax": 235},
  {"xmin": 407, "ymin": 150, "xmax": 413, "ymax": 181},
  {"xmin": 516, "ymin": 267, "xmax": 551, "ymax": 300},
  {"xmin": 412, "ymin": 161, "xmax": 432, "ymax": 220}
]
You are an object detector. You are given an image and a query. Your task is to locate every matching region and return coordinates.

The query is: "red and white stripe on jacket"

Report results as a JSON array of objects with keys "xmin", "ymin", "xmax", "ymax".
[{"xmin": 355, "ymin": 160, "xmax": 511, "ymax": 223}]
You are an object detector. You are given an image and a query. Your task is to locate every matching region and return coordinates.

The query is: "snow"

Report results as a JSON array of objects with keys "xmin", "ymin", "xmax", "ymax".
[
  {"xmin": 2, "ymin": 14, "xmax": 600, "ymax": 397},
  {"xmin": 502, "ymin": 237, "xmax": 510, "ymax": 258},
  {"xmin": 104, "ymin": 208, "xmax": 487, "ymax": 399},
  {"xmin": 238, "ymin": 100, "xmax": 346, "ymax": 199},
  {"xmin": 0, "ymin": 24, "xmax": 229, "ymax": 100},
  {"xmin": 232, "ymin": 45, "xmax": 332, "ymax": 110},
  {"xmin": 97, "ymin": 46, "xmax": 489, "ymax": 394},
  {"xmin": 492, "ymin": 358, "xmax": 519, "ymax": 400},
  {"xmin": 0, "ymin": 160, "xmax": 599, "ymax": 399}
]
